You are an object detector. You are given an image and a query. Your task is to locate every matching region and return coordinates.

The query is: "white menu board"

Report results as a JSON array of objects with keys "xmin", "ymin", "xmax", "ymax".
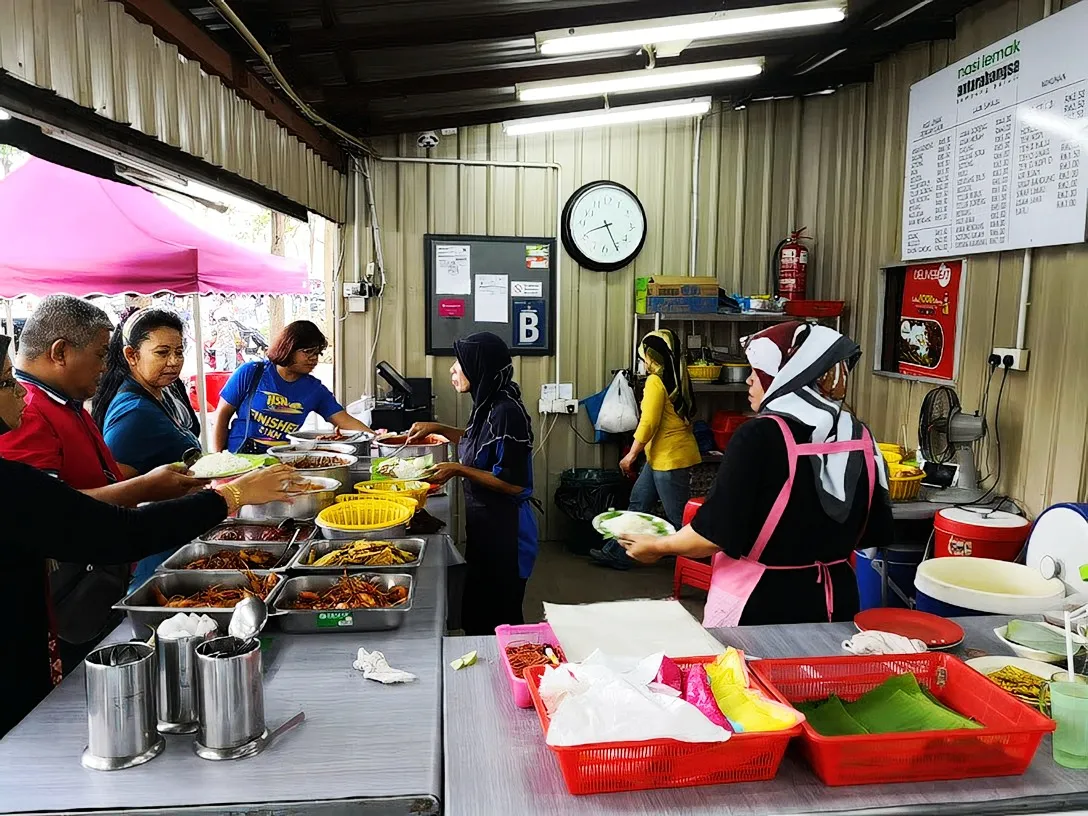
[{"xmin": 902, "ymin": 2, "xmax": 1088, "ymax": 261}]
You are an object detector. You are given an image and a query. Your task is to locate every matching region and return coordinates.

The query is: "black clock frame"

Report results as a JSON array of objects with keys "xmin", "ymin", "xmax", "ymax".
[{"xmin": 561, "ymin": 180, "xmax": 648, "ymax": 273}]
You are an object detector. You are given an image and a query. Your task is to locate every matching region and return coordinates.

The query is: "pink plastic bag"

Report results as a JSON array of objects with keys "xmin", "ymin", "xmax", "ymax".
[
  {"xmin": 654, "ymin": 656, "xmax": 685, "ymax": 695},
  {"xmin": 683, "ymin": 664, "xmax": 733, "ymax": 731}
]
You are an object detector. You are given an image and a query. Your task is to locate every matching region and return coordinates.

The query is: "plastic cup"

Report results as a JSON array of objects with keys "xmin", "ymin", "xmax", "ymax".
[{"xmin": 1051, "ymin": 681, "xmax": 1088, "ymax": 769}]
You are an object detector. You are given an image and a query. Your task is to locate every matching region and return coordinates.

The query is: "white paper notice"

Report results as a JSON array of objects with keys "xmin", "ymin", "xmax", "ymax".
[
  {"xmin": 511, "ymin": 280, "xmax": 543, "ymax": 297},
  {"xmin": 474, "ymin": 274, "xmax": 508, "ymax": 323},
  {"xmin": 435, "ymin": 245, "xmax": 471, "ymax": 295}
]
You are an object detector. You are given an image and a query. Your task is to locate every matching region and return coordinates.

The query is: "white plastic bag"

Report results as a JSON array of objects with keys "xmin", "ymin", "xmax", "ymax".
[{"xmin": 595, "ymin": 372, "xmax": 639, "ymax": 433}]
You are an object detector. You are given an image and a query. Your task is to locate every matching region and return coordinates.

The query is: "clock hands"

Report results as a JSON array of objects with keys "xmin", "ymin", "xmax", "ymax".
[
  {"xmin": 603, "ymin": 222, "xmax": 620, "ymax": 251},
  {"xmin": 583, "ymin": 221, "xmax": 621, "ymax": 251}
]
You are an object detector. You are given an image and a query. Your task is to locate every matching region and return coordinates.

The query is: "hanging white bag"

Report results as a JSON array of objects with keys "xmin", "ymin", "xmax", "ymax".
[{"xmin": 595, "ymin": 372, "xmax": 639, "ymax": 433}]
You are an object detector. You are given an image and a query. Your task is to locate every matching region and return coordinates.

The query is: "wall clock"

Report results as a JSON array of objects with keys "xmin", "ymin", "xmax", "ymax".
[{"xmin": 561, "ymin": 180, "xmax": 647, "ymax": 272}]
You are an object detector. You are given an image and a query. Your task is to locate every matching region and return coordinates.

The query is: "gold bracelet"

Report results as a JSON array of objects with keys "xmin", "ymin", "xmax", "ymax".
[{"xmin": 215, "ymin": 484, "xmax": 242, "ymax": 514}]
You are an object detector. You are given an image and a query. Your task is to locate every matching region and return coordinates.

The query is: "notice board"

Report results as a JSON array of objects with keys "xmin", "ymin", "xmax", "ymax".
[
  {"xmin": 424, "ymin": 234, "xmax": 556, "ymax": 356},
  {"xmin": 901, "ymin": 1, "xmax": 1088, "ymax": 261}
]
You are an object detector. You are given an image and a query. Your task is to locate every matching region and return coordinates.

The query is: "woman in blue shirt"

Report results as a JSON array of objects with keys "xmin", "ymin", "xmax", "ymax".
[
  {"xmin": 93, "ymin": 308, "xmax": 202, "ymax": 587},
  {"xmin": 408, "ymin": 332, "xmax": 537, "ymax": 634},
  {"xmin": 213, "ymin": 320, "xmax": 372, "ymax": 454}
]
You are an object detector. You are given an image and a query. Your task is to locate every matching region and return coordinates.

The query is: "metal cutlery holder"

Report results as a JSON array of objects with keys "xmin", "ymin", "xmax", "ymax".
[
  {"xmin": 82, "ymin": 642, "xmax": 164, "ymax": 771},
  {"xmin": 157, "ymin": 629, "xmax": 215, "ymax": 735},
  {"xmin": 195, "ymin": 636, "xmax": 266, "ymax": 759}
]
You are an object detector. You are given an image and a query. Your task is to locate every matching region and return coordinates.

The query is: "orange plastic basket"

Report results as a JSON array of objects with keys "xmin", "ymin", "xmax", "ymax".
[
  {"xmin": 749, "ymin": 653, "xmax": 1055, "ymax": 787},
  {"xmin": 524, "ymin": 657, "xmax": 801, "ymax": 795}
]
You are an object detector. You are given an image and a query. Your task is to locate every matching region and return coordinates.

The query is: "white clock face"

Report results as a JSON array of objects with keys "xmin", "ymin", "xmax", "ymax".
[{"xmin": 567, "ymin": 183, "xmax": 646, "ymax": 268}]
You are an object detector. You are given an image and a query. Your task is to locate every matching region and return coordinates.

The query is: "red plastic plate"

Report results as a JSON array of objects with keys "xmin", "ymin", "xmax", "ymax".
[{"xmin": 854, "ymin": 608, "xmax": 965, "ymax": 649}]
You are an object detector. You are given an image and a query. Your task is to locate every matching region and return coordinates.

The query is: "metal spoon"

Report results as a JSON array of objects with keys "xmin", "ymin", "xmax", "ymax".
[{"xmin": 228, "ymin": 595, "xmax": 268, "ymax": 643}]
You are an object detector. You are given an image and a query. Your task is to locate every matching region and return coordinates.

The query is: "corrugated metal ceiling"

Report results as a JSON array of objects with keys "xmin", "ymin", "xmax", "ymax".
[{"xmin": 167, "ymin": 0, "xmax": 992, "ymax": 135}]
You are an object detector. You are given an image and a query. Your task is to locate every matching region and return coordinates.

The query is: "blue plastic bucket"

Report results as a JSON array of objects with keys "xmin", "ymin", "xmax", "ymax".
[{"xmin": 855, "ymin": 546, "xmax": 925, "ymax": 610}]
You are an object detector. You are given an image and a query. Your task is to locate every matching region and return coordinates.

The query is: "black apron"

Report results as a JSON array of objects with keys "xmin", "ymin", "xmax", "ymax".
[{"xmin": 458, "ymin": 432, "xmax": 527, "ymax": 635}]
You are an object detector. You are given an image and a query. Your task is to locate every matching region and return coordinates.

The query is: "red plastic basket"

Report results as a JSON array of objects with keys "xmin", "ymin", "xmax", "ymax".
[
  {"xmin": 495, "ymin": 622, "xmax": 563, "ymax": 709},
  {"xmin": 785, "ymin": 300, "xmax": 845, "ymax": 318},
  {"xmin": 524, "ymin": 657, "xmax": 801, "ymax": 795},
  {"xmin": 749, "ymin": 653, "xmax": 1055, "ymax": 787}
]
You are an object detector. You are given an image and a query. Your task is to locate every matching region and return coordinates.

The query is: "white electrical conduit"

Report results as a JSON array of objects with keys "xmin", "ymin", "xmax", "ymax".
[
  {"xmin": 1017, "ymin": 0, "xmax": 1054, "ymax": 349},
  {"xmin": 689, "ymin": 116, "xmax": 703, "ymax": 277},
  {"xmin": 207, "ymin": 0, "xmax": 379, "ymax": 158},
  {"xmin": 372, "ymin": 156, "xmax": 565, "ymax": 389}
]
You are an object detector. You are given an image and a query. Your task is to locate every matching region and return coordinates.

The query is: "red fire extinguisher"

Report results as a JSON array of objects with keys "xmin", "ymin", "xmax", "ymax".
[{"xmin": 772, "ymin": 228, "xmax": 811, "ymax": 301}]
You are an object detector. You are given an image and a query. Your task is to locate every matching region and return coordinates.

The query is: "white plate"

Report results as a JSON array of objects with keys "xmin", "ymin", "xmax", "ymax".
[
  {"xmin": 591, "ymin": 511, "xmax": 676, "ymax": 539},
  {"xmin": 966, "ymin": 655, "xmax": 1063, "ymax": 681},
  {"xmin": 994, "ymin": 621, "xmax": 1088, "ymax": 664}
]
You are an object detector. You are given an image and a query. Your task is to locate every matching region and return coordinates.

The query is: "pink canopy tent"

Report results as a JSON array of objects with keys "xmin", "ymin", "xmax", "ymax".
[
  {"xmin": 0, "ymin": 157, "xmax": 311, "ymax": 446},
  {"xmin": 0, "ymin": 157, "xmax": 308, "ymax": 297}
]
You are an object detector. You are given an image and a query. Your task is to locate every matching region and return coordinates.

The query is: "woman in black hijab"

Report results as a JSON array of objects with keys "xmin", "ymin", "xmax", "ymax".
[
  {"xmin": 408, "ymin": 332, "xmax": 536, "ymax": 634},
  {"xmin": 0, "ymin": 334, "xmax": 300, "ymax": 737}
]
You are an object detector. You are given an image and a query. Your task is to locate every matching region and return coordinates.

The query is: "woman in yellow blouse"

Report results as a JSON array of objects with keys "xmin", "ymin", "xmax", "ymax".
[{"xmin": 591, "ymin": 329, "xmax": 701, "ymax": 570}]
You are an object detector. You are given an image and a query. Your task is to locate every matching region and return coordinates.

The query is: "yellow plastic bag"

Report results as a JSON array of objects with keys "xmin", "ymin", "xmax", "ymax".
[{"xmin": 706, "ymin": 649, "xmax": 803, "ymax": 733}]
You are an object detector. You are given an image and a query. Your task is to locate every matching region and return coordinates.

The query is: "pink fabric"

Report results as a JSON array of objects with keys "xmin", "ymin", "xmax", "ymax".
[
  {"xmin": 703, "ymin": 416, "xmax": 875, "ymax": 628},
  {"xmin": 0, "ymin": 159, "xmax": 308, "ymax": 297}
]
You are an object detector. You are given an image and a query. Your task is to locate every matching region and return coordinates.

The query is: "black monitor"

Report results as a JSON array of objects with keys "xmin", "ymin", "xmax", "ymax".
[{"xmin": 376, "ymin": 361, "xmax": 413, "ymax": 399}]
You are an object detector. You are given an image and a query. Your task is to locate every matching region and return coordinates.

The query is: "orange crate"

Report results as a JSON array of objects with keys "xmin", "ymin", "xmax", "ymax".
[
  {"xmin": 524, "ymin": 658, "xmax": 801, "ymax": 795},
  {"xmin": 749, "ymin": 653, "xmax": 1054, "ymax": 787}
]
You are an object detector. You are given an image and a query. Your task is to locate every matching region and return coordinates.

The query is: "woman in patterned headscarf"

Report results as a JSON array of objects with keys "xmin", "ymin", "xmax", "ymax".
[
  {"xmin": 618, "ymin": 321, "xmax": 894, "ymax": 625},
  {"xmin": 591, "ymin": 329, "xmax": 701, "ymax": 570}
]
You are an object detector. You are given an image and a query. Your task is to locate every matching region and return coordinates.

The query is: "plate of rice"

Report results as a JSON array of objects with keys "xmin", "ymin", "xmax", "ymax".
[
  {"xmin": 592, "ymin": 510, "xmax": 676, "ymax": 539},
  {"xmin": 187, "ymin": 452, "xmax": 261, "ymax": 480}
]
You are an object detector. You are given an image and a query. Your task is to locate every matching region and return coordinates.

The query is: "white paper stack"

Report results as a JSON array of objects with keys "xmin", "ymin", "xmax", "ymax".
[{"xmin": 543, "ymin": 599, "xmax": 724, "ymax": 663}]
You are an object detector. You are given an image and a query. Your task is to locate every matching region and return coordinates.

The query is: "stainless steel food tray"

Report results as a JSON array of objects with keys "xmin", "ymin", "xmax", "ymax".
[
  {"xmin": 114, "ymin": 571, "xmax": 284, "ymax": 635},
  {"xmin": 287, "ymin": 538, "xmax": 426, "ymax": 573},
  {"xmin": 158, "ymin": 541, "xmax": 297, "ymax": 573},
  {"xmin": 196, "ymin": 518, "xmax": 318, "ymax": 545},
  {"xmin": 269, "ymin": 574, "xmax": 413, "ymax": 633}
]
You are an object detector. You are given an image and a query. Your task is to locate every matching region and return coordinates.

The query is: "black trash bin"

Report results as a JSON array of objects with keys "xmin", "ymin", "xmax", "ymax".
[{"xmin": 554, "ymin": 468, "xmax": 632, "ymax": 555}]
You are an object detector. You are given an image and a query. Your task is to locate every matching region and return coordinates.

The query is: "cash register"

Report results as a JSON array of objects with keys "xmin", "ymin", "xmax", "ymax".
[{"xmin": 371, "ymin": 361, "xmax": 433, "ymax": 432}]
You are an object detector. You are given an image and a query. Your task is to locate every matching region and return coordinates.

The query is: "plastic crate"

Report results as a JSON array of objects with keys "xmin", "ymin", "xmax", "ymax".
[
  {"xmin": 524, "ymin": 658, "xmax": 801, "ymax": 795},
  {"xmin": 495, "ymin": 622, "xmax": 563, "ymax": 709},
  {"xmin": 749, "ymin": 653, "xmax": 1055, "ymax": 787}
]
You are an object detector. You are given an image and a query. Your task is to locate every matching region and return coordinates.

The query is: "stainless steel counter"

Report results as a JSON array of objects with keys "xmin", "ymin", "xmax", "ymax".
[
  {"xmin": 0, "ymin": 497, "xmax": 453, "ymax": 816},
  {"xmin": 444, "ymin": 615, "xmax": 1088, "ymax": 816}
]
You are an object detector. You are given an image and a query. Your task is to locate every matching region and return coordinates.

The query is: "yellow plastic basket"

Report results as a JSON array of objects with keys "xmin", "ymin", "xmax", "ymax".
[
  {"xmin": 688, "ymin": 364, "xmax": 722, "ymax": 383},
  {"xmin": 316, "ymin": 498, "xmax": 413, "ymax": 532},
  {"xmin": 355, "ymin": 479, "xmax": 430, "ymax": 506},
  {"xmin": 335, "ymin": 492, "xmax": 418, "ymax": 511},
  {"xmin": 887, "ymin": 463, "xmax": 925, "ymax": 502}
]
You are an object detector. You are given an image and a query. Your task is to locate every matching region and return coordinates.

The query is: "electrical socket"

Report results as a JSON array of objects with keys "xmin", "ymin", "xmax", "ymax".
[
  {"xmin": 992, "ymin": 347, "xmax": 1030, "ymax": 371},
  {"xmin": 537, "ymin": 398, "xmax": 579, "ymax": 415},
  {"xmin": 343, "ymin": 282, "xmax": 362, "ymax": 298},
  {"xmin": 346, "ymin": 297, "xmax": 369, "ymax": 313}
]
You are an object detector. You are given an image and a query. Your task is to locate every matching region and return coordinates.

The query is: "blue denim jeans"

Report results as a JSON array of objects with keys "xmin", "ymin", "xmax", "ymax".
[{"xmin": 628, "ymin": 463, "xmax": 692, "ymax": 528}]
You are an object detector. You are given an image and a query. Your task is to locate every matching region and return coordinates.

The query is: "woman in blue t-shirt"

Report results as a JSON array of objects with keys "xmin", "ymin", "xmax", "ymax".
[
  {"xmin": 213, "ymin": 320, "xmax": 372, "ymax": 454},
  {"xmin": 93, "ymin": 308, "xmax": 202, "ymax": 587}
]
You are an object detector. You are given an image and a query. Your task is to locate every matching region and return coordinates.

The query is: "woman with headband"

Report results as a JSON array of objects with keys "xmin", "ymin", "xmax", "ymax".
[{"xmin": 93, "ymin": 307, "xmax": 201, "ymax": 585}]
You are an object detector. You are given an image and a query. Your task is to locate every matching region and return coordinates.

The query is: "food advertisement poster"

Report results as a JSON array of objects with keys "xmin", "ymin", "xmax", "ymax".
[{"xmin": 898, "ymin": 259, "xmax": 963, "ymax": 381}]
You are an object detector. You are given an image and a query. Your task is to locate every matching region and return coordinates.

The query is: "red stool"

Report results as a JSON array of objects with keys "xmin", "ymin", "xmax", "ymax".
[{"xmin": 674, "ymin": 498, "xmax": 713, "ymax": 598}]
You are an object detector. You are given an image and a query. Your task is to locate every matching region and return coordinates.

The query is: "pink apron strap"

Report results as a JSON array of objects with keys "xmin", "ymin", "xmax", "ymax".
[{"xmin": 747, "ymin": 415, "xmax": 797, "ymax": 563}]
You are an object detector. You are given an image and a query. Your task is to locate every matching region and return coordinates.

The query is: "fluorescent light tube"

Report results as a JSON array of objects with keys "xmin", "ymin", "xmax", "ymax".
[
  {"xmin": 517, "ymin": 59, "xmax": 763, "ymax": 102},
  {"xmin": 537, "ymin": 1, "xmax": 845, "ymax": 56},
  {"xmin": 504, "ymin": 97, "xmax": 712, "ymax": 136}
]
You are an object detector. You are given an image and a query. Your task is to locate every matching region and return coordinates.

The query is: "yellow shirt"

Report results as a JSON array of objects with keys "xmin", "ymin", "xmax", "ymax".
[{"xmin": 634, "ymin": 374, "xmax": 701, "ymax": 471}]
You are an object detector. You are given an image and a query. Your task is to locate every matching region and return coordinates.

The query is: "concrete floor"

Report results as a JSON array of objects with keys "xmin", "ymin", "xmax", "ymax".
[{"xmin": 523, "ymin": 538, "xmax": 705, "ymax": 623}]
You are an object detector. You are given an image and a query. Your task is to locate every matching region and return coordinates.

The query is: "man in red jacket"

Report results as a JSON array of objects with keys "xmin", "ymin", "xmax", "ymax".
[{"xmin": 0, "ymin": 295, "xmax": 200, "ymax": 671}]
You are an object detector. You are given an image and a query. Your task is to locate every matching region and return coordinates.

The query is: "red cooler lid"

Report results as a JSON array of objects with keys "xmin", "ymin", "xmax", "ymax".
[{"xmin": 935, "ymin": 508, "xmax": 1029, "ymax": 542}]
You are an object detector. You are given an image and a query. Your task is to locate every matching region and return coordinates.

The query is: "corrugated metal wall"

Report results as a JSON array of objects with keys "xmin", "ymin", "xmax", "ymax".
[
  {"xmin": 346, "ymin": 0, "xmax": 1088, "ymax": 537},
  {"xmin": 0, "ymin": 0, "xmax": 346, "ymax": 221}
]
